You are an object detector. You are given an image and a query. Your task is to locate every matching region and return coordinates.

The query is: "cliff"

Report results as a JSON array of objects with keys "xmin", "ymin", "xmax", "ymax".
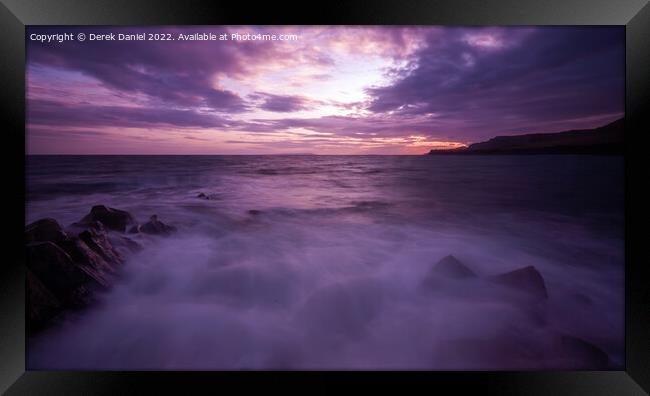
[{"xmin": 429, "ymin": 118, "xmax": 624, "ymax": 155}]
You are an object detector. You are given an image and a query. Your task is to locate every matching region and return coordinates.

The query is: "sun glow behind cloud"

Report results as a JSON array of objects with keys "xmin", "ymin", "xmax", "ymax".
[{"xmin": 26, "ymin": 26, "xmax": 624, "ymax": 154}]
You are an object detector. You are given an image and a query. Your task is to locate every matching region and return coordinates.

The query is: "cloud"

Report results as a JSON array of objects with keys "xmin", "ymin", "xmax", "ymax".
[
  {"xmin": 27, "ymin": 99, "xmax": 235, "ymax": 129},
  {"xmin": 25, "ymin": 26, "xmax": 625, "ymax": 153},
  {"xmin": 313, "ymin": 27, "xmax": 430, "ymax": 59},
  {"xmin": 246, "ymin": 114, "xmax": 462, "ymax": 141},
  {"xmin": 249, "ymin": 93, "xmax": 312, "ymax": 112},
  {"xmin": 366, "ymin": 27, "xmax": 624, "ymax": 139},
  {"xmin": 27, "ymin": 27, "xmax": 290, "ymax": 113}
]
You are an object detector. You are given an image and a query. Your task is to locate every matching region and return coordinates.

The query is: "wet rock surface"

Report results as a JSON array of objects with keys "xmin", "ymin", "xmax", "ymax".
[
  {"xmin": 432, "ymin": 255, "xmax": 477, "ymax": 279},
  {"xmin": 25, "ymin": 207, "xmax": 176, "ymax": 334},
  {"xmin": 78, "ymin": 223, "xmax": 122, "ymax": 265},
  {"xmin": 139, "ymin": 215, "xmax": 177, "ymax": 235},
  {"xmin": 25, "ymin": 218, "xmax": 69, "ymax": 244},
  {"xmin": 490, "ymin": 265, "xmax": 548, "ymax": 301},
  {"xmin": 76, "ymin": 205, "xmax": 135, "ymax": 232},
  {"xmin": 421, "ymin": 255, "xmax": 613, "ymax": 369},
  {"xmin": 422, "ymin": 256, "xmax": 549, "ymax": 302},
  {"xmin": 26, "ymin": 241, "xmax": 95, "ymax": 296},
  {"xmin": 421, "ymin": 255, "xmax": 477, "ymax": 291},
  {"xmin": 27, "ymin": 269, "xmax": 62, "ymax": 332}
]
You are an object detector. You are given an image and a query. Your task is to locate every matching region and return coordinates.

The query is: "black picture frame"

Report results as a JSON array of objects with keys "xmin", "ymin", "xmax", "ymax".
[{"xmin": 1, "ymin": 0, "xmax": 648, "ymax": 394}]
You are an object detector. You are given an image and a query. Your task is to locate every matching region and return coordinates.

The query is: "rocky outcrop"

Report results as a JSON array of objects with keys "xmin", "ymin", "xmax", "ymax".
[
  {"xmin": 431, "ymin": 255, "xmax": 477, "ymax": 279},
  {"xmin": 420, "ymin": 258, "xmax": 610, "ymax": 368},
  {"xmin": 490, "ymin": 265, "xmax": 548, "ymax": 301},
  {"xmin": 76, "ymin": 205, "xmax": 136, "ymax": 232},
  {"xmin": 26, "ymin": 241, "xmax": 96, "ymax": 308},
  {"xmin": 109, "ymin": 234, "xmax": 143, "ymax": 256},
  {"xmin": 421, "ymin": 255, "xmax": 476, "ymax": 290},
  {"xmin": 428, "ymin": 118, "xmax": 624, "ymax": 155},
  {"xmin": 422, "ymin": 257, "xmax": 549, "ymax": 302},
  {"xmin": 140, "ymin": 214, "xmax": 176, "ymax": 235},
  {"xmin": 25, "ymin": 206, "xmax": 176, "ymax": 334},
  {"xmin": 78, "ymin": 222, "xmax": 122, "ymax": 265},
  {"xmin": 25, "ymin": 218, "xmax": 69, "ymax": 244},
  {"xmin": 27, "ymin": 268, "xmax": 62, "ymax": 332},
  {"xmin": 25, "ymin": 221, "xmax": 118, "ymax": 332},
  {"xmin": 56, "ymin": 237, "xmax": 116, "ymax": 288},
  {"xmin": 129, "ymin": 215, "xmax": 176, "ymax": 235}
]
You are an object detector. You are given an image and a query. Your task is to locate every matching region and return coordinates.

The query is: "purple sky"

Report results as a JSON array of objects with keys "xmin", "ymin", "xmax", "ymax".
[{"xmin": 26, "ymin": 26, "xmax": 624, "ymax": 154}]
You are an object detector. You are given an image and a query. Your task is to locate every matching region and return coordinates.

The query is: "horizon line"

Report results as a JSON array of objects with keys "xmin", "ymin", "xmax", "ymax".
[
  {"xmin": 24, "ymin": 153, "xmax": 430, "ymax": 156},
  {"xmin": 25, "ymin": 117, "xmax": 624, "ymax": 157}
]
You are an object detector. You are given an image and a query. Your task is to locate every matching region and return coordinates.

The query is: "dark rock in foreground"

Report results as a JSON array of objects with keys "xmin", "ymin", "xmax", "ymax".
[
  {"xmin": 56, "ymin": 238, "xmax": 116, "ymax": 288},
  {"xmin": 491, "ymin": 265, "xmax": 548, "ymax": 300},
  {"xmin": 110, "ymin": 234, "xmax": 144, "ymax": 254},
  {"xmin": 431, "ymin": 255, "xmax": 477, "ymax": 279},
  {"xmin": 25, "ymin": 217, "xmax": 125, "ymax": 323},
  {"xmin": 25, "ymin": 206, "xmax": 174, "ymax": 334},
  {"xmin": 420, "ymin": 256, "xmax": 548, "ymax": 308},
  {"xmin": 26, "ymin": 241, "xmax": 96, "ymax": 307},
  {"xmin": 421, "ymin": 255, "xmax": 477, "ymax": 291},
  {"xmin": 25, "ymin": 218, "xmax": 69, "ymax": 244},
  {"xmin": 130, "ymin": 215, "xmax": 177, "ymax": 235},
  {"xmin": 76, "ymin": 205, "xmax": 135, "ymax": 232},
  {"xmin": 27, "ymin": 269, "xmax": 62, "ymax": 332},
  {"xmin": 78, "ymin": 222, "xmax": 122, "ymax": 265},
  {"xmin": 197, "ymin": 192, "xmax": 209, "ymax": 200}
]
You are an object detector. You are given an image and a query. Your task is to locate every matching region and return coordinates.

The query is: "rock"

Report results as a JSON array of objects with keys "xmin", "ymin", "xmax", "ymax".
[
  {"xmin": 139, "ymin": 215, "xmax": 176, "ymax": 235},
  {"xmin": 76, "ymin": 205, "xmax": 135, "ymax": 232},
  {"xmin": 247, "ymin": 209, "xmax": 262, "ymax": 216},
  {"xmin": 27, "ymin": 218, "xmax": 122, "ymax": 299},
  {"xmin": 107, "ymin": 234, "xmax": 143, "ymax": 259},
  {"xmin": 27, "ymin": 269, "xmax": 61, "ymax": 332},
  {"xmin": 491, "ymin": 265, "xmax": 548, "ymax": 300},
  {"xmin": 25, "ymin": 218, "xmax": 69, "ymax": 244},
  {"xmin": 430, "ymin": 255, "xmax": 477, "ymax": 279},
  {"xmin": 78, "ymin": 224, "xmax": 122, "ymax": 265},
  {"xmin": 25, "ymin": 213, "xmax": 142, "ymax": 334},
  {"xmin": 26, "ymin": 241, "xmax": 95, "ymax": 306},
  {"xmin": 85, "ymin": 220, "xmax": 106, "ymax": 232},
  {"xmin": 25, "ymin": 209, "xmax": 171, "ymax": 334},
  {"xmin": 56, "ymin": 238, "xmax": 115, "ymax": 288},
  {"xmin": 197, "ymin": 192, "xmax": 209, "ymax": 200},
  {"xmin": 110, "ymin": 235, "xmax": 143, "ymax": 253}
]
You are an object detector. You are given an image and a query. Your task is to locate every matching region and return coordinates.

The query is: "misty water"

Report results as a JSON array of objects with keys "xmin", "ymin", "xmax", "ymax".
[{"xmin": 26, "ymin": 155, "xmax": 624, "ymax": 370}]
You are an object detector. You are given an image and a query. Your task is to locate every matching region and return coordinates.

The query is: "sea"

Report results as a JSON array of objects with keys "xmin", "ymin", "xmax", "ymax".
[{"xmin": 25, "ymin": 155, "xmax": 625, "ymax": 370}]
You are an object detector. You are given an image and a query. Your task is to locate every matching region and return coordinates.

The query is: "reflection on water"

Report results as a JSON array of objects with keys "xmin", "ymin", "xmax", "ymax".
[{"xmin": 26, "ymin": 155, "xmax": 624, "ymax": 369}]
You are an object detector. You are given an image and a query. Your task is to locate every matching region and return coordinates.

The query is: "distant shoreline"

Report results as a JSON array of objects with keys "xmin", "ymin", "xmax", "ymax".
[
  {"xmin": 427, "ymin": 145, "xmax": 624, "ymax": 156},
  {"xmin": 25, "ymin": 152, "xmax": 624, "ymax": 157},
  {"xmin": 24, "ymin": 119, "xmax": 625, "ymax": 157},
  {"xmin": 428, "ymin": 118, "xmax": 624, "ymax": 156},
  {"xmin": 25, "ymin": 154, "xmax": 427, "ymax": 156}
]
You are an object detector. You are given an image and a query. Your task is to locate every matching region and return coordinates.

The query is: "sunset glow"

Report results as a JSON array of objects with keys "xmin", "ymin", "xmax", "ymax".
[{"xmin": 26, "ymin": 26, "xmax": 624, "ymax": 154}]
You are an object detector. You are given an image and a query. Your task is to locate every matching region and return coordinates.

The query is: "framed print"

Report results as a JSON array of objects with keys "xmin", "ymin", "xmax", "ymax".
[{"xmin": 1, "ymin": 0, "xmax": 648, "ymax": 394}]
